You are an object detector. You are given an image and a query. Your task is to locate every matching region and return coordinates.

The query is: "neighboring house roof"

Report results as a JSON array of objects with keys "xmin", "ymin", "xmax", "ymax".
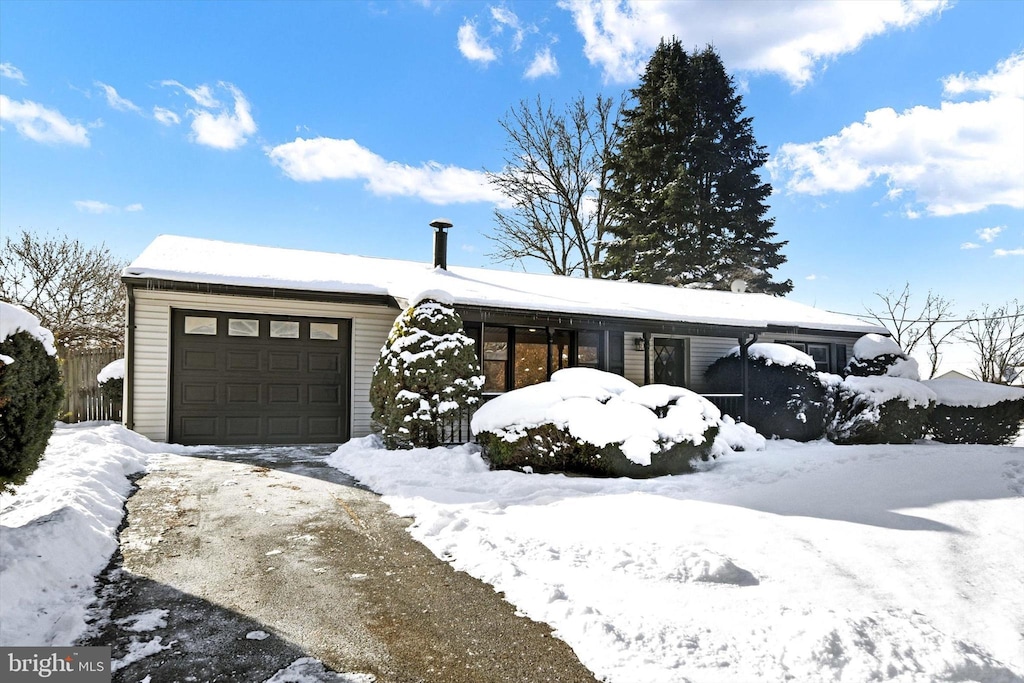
[
  {"xmin": 124, "ymin": 235, "xmax": 885, "ymax": 336},
  {"xmin": 935, "ymin": 370, "xmax": 975, "ymax": 382}
]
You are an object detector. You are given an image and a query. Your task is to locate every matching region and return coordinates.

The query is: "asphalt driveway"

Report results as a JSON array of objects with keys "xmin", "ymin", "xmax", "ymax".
[{"xmin": 82, "ymin": 445, "xmax": 597, "ymax": 682}]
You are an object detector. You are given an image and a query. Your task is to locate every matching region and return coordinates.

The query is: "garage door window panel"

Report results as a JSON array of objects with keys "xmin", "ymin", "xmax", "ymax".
[
  {"xmin": 310, "ymin": 322, "xmax": 339, "ymax": 340},
  {"xmin": 228, "ymin": 318, "xmax": 260, "ymax": 337},
  {"xmin": 270, "ymin": 321, "xmax": 300, "ymax": 338},
  {"xmin": 184, "ymin": 316, "xmax": 217, "ymax": 335}
]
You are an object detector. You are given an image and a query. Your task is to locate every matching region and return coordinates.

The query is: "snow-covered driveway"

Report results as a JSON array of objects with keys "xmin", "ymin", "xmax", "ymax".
[{"xmin": 1, "ymin": 425, "xmax": 595, "ymax": 682}]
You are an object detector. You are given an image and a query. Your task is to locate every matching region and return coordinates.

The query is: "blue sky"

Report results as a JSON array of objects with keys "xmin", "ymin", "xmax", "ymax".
[{"xmin": 1, "ymin": 0, "xmax": 1022, "ymax": 343}]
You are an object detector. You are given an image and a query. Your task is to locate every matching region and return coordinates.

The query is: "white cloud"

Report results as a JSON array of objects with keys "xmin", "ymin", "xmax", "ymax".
[
  {"xmin": 95, "ymin": 82, "xmax": 141, "ymax": 113},
  {"xmin": 525, "ymin": 47, "xmax": 559, "ymax": 79},
  {"xmin": 491, "ymin": 6, "xmax": 526, "ymax": 51},
  {"xmin": 124, "ymin": 203, "xmax": 144, "ymax": 212},
  {"xmin": 268, "ymin": 136, "xmax": 509, "ymax": 206},
  {"xmin": 0, "ymin": 62, "xmax": 26, "ymax": 84},
  {"xmin": 977, "ymin": 226, "xmax": 1005, "ymax": 243},
  {"xmin": 768, "ymin": 51, "xmax": 1024, "ymax": 217},
  {"xmin": 458, "ymin": 21, "xmax": 498, "ymax": 63},
  {"xmin": 805, "ymin": 274, "xmax": 818, "ymax": 280},
  {"xmin": 74, "ymin": 200, "xmax": 117, "ymax": 214},
  {"xmin": 944, "ymin": 52, "xmax": 1024, "ymax": 99},
  {"xmin": 993, "ymin": 247, "xmax": 1024, "ymax": 257},
  {"xmin": 560, "ymin": 0, "xmax": 948, "ymax": 86},
  {"xmin": 162, "ymin": 81, "xmax": 256, "ymax": 149},
  {"xmin": 960, "ymin": 242, "xmax": 981, "ymax": 250},
  {"xmin": 152, "ymin": 106, "xmax": 180, "ymax": 126},
  {"xmin": 0, "ymin": 95, "xmax": 89, "ymax": 146}
]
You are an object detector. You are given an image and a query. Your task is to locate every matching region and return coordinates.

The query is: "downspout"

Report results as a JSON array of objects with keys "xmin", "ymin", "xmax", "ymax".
[
  {"xmin": 643, "ymin": 332, "xmax": 652, "ymax": 385},
  {"xmin": 739, "ymin": 331, "xmax": 759, "ymax": 422},
  {"xmin": 125, "ymin": 282, "xmax": 136, "ymax": 430}
]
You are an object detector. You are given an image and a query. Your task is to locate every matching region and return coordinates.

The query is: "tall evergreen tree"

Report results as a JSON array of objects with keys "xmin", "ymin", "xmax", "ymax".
[{"xmin": 600, "ymin": 40, "xmax": 792, "ymax": 295}]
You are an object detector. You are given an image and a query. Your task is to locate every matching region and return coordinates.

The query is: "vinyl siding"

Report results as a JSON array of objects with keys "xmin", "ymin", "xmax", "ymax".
[{"xmin": 129, "ymin": 289, "xmax": 399, "ymax": 442}]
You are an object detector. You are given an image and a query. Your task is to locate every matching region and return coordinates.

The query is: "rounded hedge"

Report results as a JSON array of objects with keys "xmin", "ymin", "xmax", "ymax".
[
  {"xmin": 929, "ymin": 401, "xmax": 1024, "ymax": 445},
  {"xmin": 704, "ymin": 353, "xmax": 826, "ymax": 441},
  {"xmin": 825, "ymin": 376, "xmax": 935, "ymax": 445},
  {"xmin": 0, "ymin": 331, "xmax": 63, "ymax": 493}
]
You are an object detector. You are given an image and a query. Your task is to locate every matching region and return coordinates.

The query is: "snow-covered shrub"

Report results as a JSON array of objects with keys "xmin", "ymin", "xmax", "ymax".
[
  {"xmin": 97, "ymin": 358, "xmax": 124, "ymax": 410},
  {"xmin": 471, "ymin": 368, "xmax": 721, "ymax": 478},
  {"xmin": 704, "ymin": 343, "xmax": 827, "ymax": 441},
  {"xmin": 824, "ymin": 375, "xmax": 935, "ymax": 445},
  {"xmin": 0, "ymin": 303, "xmax": 63, "ymax": 493},
  {"xmin": 923, "ymin": 377, "xmax": 1024, "ymax": 445},
  {"xmin": 370, "ymin": 294, "xmax": 483, "ymax": 449},
  {"xmin": 843, "ymin": 333, "xmax": 920, "ymax": 380}
]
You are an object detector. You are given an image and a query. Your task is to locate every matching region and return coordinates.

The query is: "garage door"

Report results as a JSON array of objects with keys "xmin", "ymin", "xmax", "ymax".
[{"xmin": 171, "ymin": 309, "xmax": 351, "ymax": 445}]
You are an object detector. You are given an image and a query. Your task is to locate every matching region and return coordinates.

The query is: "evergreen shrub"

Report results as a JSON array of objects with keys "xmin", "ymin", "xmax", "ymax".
[
  {"xmin": 929, "ymin": 401, "xmax": 1024, "ymax": 445},
  {"xmin": 370, "ymin": 297, "xmax": 483, "ymax": 449},
  {"xmin": 0, "ymin": 331, "xmax": 63, "ymax": 492},
  {"xmin": 704, "ymin": 352, "xmax": 826, "ymax": 441},
  {"xmin": 825, "ymin": 376, "xmax": 935, "ymax": 445},
  {"xmin": 472, "ymin": 374, "xmax": 720, "ymax": 478}
]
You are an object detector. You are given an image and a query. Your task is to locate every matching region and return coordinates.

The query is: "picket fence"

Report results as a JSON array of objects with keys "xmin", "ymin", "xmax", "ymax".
[{"xmin": 60, "ymin": 347, "xmax": 123, "ymax": 423}]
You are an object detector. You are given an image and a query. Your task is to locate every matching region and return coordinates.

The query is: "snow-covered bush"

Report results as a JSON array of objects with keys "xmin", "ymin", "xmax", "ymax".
[
  {"xmin": 1, "ymin": 302, "xmax": 63, "ymax": 493},
  {"xmin": 472, "ymin": 368, "xmax": 721, "ymax": 478},
  {"xmin": 824, "ymin": 375, "xmax": 936, "ymax": 445},
  {"xmin": 370, "ymin": 294, "xmax": 484, "ymax": 449},
  {"xmin": 704, "ymin": 343, "xmax": 827, "ymax": 441},
  {"xmin": 843, "ymin": 333, "xmax": 920, "ymax": 380},
  {"xmin": 923, "ymin": 377, "xmax": 1024, "ymax": 445},
  {"xmin": 97, "ymin": 358, "xmax": 124, "ymax": 410}
]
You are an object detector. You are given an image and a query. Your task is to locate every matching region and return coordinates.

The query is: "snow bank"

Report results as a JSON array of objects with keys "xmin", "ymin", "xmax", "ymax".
[
  {"xmin": 0, "ymin": 301, "xmax": 57, "ymax": 357},
  {"xmin": 0, "ymin": 424, "xmax": 196, "ymax": 646},
  {"xmin": 726, "ymin": 342, "xmax": 814, "ymax": 368},
  {"xmin": 923, "ymin": 377, "xmax": 1024, "ymax": 408},
  {"xmin": 330, "ymin": 438, "xmax": 1024, "ymax": 683},
  {"xmin": 97, "ymin": 358, "xmax": 125, "ymax": 384},
  {"xmin": 853, "ymin": 333, "xmax": 903, "ymax": 360}
]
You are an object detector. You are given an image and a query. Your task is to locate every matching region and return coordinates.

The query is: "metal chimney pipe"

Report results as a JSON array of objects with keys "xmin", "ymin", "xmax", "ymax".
[{"xmin": 430, "ymin": 218, "xmax": 453, "ymax": 269}]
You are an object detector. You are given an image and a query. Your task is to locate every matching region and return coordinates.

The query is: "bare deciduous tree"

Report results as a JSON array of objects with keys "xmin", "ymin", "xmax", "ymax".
[
  {"xmin": 486, "ymin": 94, "xmax": 618, "ymax": 277},
  {"xmin": 864, "ymin": 283, "xmax": 965, "ymax": 379},
  {"xmin": 960, "ymin": 300, "xmax": 1024, "ymax": 384},
  {"xmin": 0, "ymin": 230, "xmax": 126, "ymax": 350}
]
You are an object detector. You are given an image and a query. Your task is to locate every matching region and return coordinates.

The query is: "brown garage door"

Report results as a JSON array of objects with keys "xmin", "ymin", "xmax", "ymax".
[{"xmin": 171, "ymin": 309, "xmax": 351, "ymax": 445}]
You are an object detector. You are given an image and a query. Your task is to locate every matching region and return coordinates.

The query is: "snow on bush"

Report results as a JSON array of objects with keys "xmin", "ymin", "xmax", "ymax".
[
  {"xmin": 0, "ymin": 301, "xmax": 57, "ymax": 358},
  {"xmin": 370, "ymin": 296, "xmax": 483, "ymax": 449},
  {"xmin": 472, "ymin": 370, "xmax": 723, "ymax": 477},
  {"xmin": 845, "ymin": 333, "xmax": 920, "ymax": 380},
  {"xmin": 97, "ymin": 358, "xmax": 125, "ymax": 384},
  {"xmin": 923, "ymin": 377, "xmax": 1024, "ymax": 445},
  {"xmin": 97, "ymin": 358, "xmax": 125, "ymax": 412},
  {"xmin": 825, "ymin": 375, "xmax": 936, "ymax": 445},
  {"xmin": 705, "ymin": 343, "xmax": 827, "ymax": 441}
]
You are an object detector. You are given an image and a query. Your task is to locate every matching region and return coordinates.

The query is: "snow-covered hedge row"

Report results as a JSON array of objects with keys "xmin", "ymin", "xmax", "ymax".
[
  {"xmin": 824, "ymin": 375, "xmax": 936, "ymax": 445},
  {"xmin": 704, "ymin": 344, "xmax": 827, "ymax": 442},
  {"xmin": 471, "ymin": 369, "xmax": 723, "ymax": 478},
  {"xmin": 923, "ymin": 378, "xmax": 1024, "ymax": 445},
  {"xmin": 1, "ymin": 303, "xmax": 63, "ymax": 493}
]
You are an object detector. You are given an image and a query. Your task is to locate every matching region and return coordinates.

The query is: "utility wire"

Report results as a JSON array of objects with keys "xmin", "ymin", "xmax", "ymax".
[{"xmin": 825, "ymin": 310, "xmax": 1021, "ymax": 325}]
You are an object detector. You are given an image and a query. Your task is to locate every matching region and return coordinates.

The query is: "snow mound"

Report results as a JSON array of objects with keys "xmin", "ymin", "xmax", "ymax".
[
  {"xmin": 853, "ymin": 333, "xmax": 903, "ymax": 360},
  {"xmin": 408, "ymin": 286, "xmax": 455, "ymax": 307},
  {"xmin": 550, "ymin": 367, "xmax": 638, "ymax": 395},
  {"xmin": 727, "ymin": 342, "xmax": 814, "ymax": 368},
  {"xmin": 923, "ymin": 377, "xmax": 1024, "ymax": 408},
  {"xmin": 97, "ymin": 358, "xmax": 126, "ymax": 384},
  {"xmin": 712, "ymin": 415, "xmax": 767, "ymax": 458},
  {"xmin": 842, "ymin": 375, "xmax": 937, "ymax": 409},
  {"xmin": 886, "ymin": 356, "xmax": 921, "ymax": 380},
  {"xmin": 0, "ymin": 301, "xmax": 57, "ymax": 356},
  {"xmin": 263, "ymin": 657, "xmax": 376, "ymax": 682}
]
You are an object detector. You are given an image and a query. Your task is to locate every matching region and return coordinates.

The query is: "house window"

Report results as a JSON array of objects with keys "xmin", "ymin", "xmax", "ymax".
[
  {"xmin": 270, "ymin": 321, "xmax": 300, "ymax": 339},
  {"xmin": 309, "ymin": 322, "xmax": 339, "ymax": 340},
  {"xmin": 783, "ymin": 341, "xmax": 832, "ymax": 373},
  {"xmin": 184, "ymin": 316, "xmax": 217, "ymax": 335},
  {"xmin": 466, "ymin": 324, "xmax": 624, "ymax": 393},
  {"xmin": 228, "ymin": 318, "xmax": 259, "ymax": 337}
]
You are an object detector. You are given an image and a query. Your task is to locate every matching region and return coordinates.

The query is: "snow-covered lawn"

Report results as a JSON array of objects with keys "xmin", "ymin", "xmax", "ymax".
[{"xmin": 331, "ymin": 437, "xmax": 1024, "ymax": 683}]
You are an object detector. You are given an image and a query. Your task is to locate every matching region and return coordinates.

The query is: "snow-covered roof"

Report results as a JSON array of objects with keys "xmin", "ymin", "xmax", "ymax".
[{"xmin": 125, "ymin": 235, "xmax": 885, "ymax": 335}]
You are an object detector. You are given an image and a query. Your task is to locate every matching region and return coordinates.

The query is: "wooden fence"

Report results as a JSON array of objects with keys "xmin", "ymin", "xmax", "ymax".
[{"xmin": 59, "ymin": 347, "xmax": 123, "ymax": 423}]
